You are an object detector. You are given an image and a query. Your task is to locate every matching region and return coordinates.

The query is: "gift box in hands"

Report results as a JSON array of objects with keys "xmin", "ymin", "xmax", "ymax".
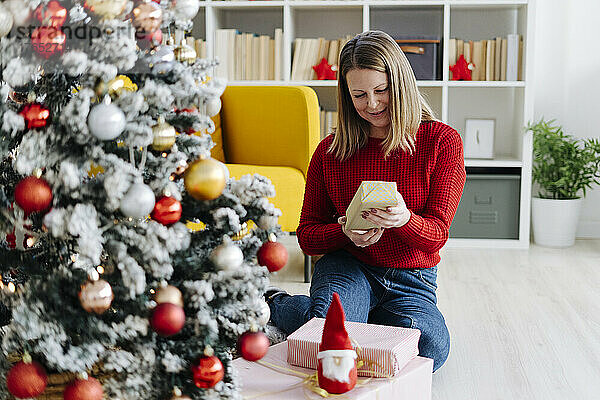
[{"xmin": 345, "ymin": 181, "xmax": 402, "ymax": 231}]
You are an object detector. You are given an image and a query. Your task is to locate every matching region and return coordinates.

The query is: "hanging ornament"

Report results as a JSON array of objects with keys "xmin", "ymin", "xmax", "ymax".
[
  {"xmin": 184, "ymin": 157, "xmax": 226, "ymax": 201},
  {"xmin": 0, "ymin": 2, "xmax": 14, "ymax": 38},
  {"xmin": 173, "ymin": 0, "xmax": 199, "ymax": 20},
  {"xmin": 19, "ymin": 103, "xmax": 50, "ymax": 129},
  {"xmin": 137, "ymin": 28, "xmax": 162, "ymax": 51},
  {"xmin": 191, "ymin": 346, "xmax": 224, "ymax": 389},
  {"xmin": 209, "ymin": 239, "xmax": 244, "ymax": 271},
  {"xmin": 31, "ymin": 26, "xmax": 66, "ymax": 59},
  {"xmin": 154, "ymin": 284, "xmax": 183, "ymax": 307},
  {"xmin": 96, "ymin": 75, "xmax": 138, "ymax": 97},
  {"xmin": 120, "ymin": 182, "xmax": 155, "ymax": 219},
  {"xmin": 169, "ymin": 387, "xmax": 192, "ymax": 400},
  {"xmin": 9, "ymin": 89, "xmax": 34, "ymax": 105},
  {"xmin": 237, "ymin": 329, "xmax": 269, "ymax": 361},
  {"xmin": 84, "ymin": 0, "xmax": 127, "ymax": 19},
  {"xmin": 132, "ymin": 1, "xmax": 162, "ymax": 34},
  {"xmin": 173, "ymin": 38, "xmax": 196, "ymax": 65},
  {"xmin": 257, "ymin": 235, "xmax": 288, "ymax": 272},
  {"xmin": 151, "ymin": 196, "xmax": 182, "ymax": 226},
  {"xmin": 6, "ymin": 357, "xmax": 48, "ymax": 399},
  {"xmin": 14, "ymin": 175, "xmax": 53, "ymax": 215},
  {"xmin": 4, "ymin": 0, "xmax": 30, "ymax": 26},
  {"xmin": 231, "ymin": 222, "xmax": 250, "ymax": 241},
  {"xmin": 87, "ymin": 96, "xmax": 126, "ymax": 140},
  {"xmin": 206, "ymin": 97, "xmax": 221, "ymax": 117},
  {"xmin": 34, "ymin": 0, "xmax": 67, "ymax": 28},
  {"xmin": 151, "ymin": 302, "xmax": 185, "ymax": 336},
  {"xmin": 312, "ymin": 57, "xmax": 337, "ymax": 80},
  {"xmin": 148, "ymin": 43, "xmax": 175, "ymax": 67},
  {"xmin": 255, "ymin": 298, "xmax": 270, "ymax": 326},
  {"xmin": 79, "ymin": 275, "xmax": 114, "ymax": 314},
  {"xmin": 63, "ymin": 376, "xmax": 104, "ymax": 400},
  {"xmin": 151, "ymin": 117, "xmax": 177, "ymax": 151}
]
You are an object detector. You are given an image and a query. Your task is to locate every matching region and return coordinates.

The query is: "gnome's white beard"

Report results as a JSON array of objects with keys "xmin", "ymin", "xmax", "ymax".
[{"xmin": 318, "ymin": 350, "xmax": 357, "ymax": 383}]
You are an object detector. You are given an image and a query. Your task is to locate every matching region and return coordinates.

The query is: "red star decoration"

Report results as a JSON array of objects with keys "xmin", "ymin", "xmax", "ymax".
[
  {"xmin": 312, "ymin": 58, "xmax": 337, "ymax": 80},
  {"xmin": 449, "ymin": 55, "xmax": 474, "ymax": 81}
]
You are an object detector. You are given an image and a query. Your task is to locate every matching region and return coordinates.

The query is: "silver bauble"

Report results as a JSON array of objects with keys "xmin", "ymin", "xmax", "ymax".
[
  {"xmin": 88, "ymin": 100, "xmax": 126, "ymax": 141},
  {"xmin": 255, "ymin": 298, "xmax": 271, "ymax": 326},
  {"xmin": 148, "ymin": 44, "xmax": 175, "ymax": 67},
  {"xmin": 120, "ymin": 183, "xmax": 156, "ymax": 219},
  {"xmin": 0, "ymin": 3, "xmax": 14, "ymax": 38},
  {"xmin": 206, "ymin": 97, "xmax": 221, "ymax": 117},
  {"xmin": 4, "ymin": 0, "xmax": 30, "ymax": 26},
  {"xmin": 173, "ymin": 0, "xmax": 199, "ymax": 20},
  {"xmin": 209, "ymin": 241, "xmax": 244, "ymax": 270}
]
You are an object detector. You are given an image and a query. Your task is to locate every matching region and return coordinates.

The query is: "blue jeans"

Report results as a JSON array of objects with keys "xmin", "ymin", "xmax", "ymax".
[{"xmin": 269, "ymin": 250, "xmax": 450, "ymax": 372}]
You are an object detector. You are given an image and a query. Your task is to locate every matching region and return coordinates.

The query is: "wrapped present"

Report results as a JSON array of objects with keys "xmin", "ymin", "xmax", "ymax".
[
  {"xmin": 345, "ymin": 181, "xmax": 400, "ymax": 230},
  {"xmin": 233, "ymin": 342, "xmax": 433, "ymax": 400},
  {"xmin": 287, "ymin": 318, "xmax": 421, "ymax": 378}
]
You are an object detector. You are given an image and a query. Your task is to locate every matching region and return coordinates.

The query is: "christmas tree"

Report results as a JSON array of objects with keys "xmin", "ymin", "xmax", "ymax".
[{"xmin": 0, "ymin": 0, "xmax": 287, "ymax": 398}]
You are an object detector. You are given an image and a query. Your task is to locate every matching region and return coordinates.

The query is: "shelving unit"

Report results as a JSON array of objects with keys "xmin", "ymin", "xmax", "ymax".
[{"xmin": 192, "ymin": 0, "xmax": 536, "ymax": 248}]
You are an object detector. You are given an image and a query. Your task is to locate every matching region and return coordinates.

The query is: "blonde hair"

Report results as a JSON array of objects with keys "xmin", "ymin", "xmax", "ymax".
[{"xmin": 330, "ymin": 30, "xmax": 436, "ymax": 161}]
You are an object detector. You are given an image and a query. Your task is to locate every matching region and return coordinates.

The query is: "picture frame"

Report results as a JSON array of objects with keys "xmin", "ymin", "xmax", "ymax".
[{"xmin": 464, "ymin": 119, "xmax": 495, "ymax": 159}]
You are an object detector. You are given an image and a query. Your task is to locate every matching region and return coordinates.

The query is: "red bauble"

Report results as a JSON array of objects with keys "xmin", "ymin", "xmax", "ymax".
[
  {"xmin": 19, "ymin": 103, "xmax": 50, "ymax": 129},
  {"xmin": 151, "ymin": 303, "xmax": 185, "ymax": 336},
  {"xmin": 6, "ymin": 361, "xmax": 48, "ymax": 399},
  {"xmin": 191, "ymin": 355, "xmax": 224, "ymax": 389},
  {"xmin": 151, "ymin": 196, "xmax": 182, "ymax": 226},
  {"xmin": 137, "ymin": 28, "xmax": 162, "ymax": 50},
  {"xmin": 35, "ymin": 0, "xmax": 68, "ymax": 27},
  {"xmin": 31, "ymin": 26, "xmax": 66, "ymax": 59},
  {"xmin": 257, "ymin": 241, "xmax": 288, "ymax": 272},
  {"xmin": 14, "ymin": 176, "xmax": 53, "ymax": 215},
  {"xmin": 63, "ymin": 377, "xmax": 103, "ymax": 400},
  {"xmin": 237, "ymin": 331, "xmax": 269, "ymax": 361}
]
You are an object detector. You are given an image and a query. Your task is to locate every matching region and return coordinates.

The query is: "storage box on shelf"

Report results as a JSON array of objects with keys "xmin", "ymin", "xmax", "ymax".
[{"xmin": 192, "ymin": 0, "xmax": 535, "ymax": 248}]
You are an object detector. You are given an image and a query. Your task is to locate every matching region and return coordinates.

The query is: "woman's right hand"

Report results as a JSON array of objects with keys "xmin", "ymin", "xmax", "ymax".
[{"xmin": 338, "ymin": 216, "xmax": 384, "ymax": 248}]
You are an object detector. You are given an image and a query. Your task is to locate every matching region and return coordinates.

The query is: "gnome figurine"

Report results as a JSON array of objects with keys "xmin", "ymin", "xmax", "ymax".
[{"xmin": 317, "ymin": 293, "xmax": 358, "ymax": 394}]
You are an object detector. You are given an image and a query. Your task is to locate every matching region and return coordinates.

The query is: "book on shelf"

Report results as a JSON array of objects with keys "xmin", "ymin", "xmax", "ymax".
[
  {"xmin": 291, "ymin": 34, "xmax": 354, "ymax": 81},
  {"xmin": 449, "ymin": 34, "xmax": 523, "ymax": 81},
  {"xmin": 213, "ymin": 28, "xmax": 283, "ymax": 81}
]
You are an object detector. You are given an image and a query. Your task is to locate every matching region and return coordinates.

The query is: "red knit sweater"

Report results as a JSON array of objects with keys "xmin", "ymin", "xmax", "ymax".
[{"xmin": 297, "ymin": 120, "xmax": 466, "ymax": 269}]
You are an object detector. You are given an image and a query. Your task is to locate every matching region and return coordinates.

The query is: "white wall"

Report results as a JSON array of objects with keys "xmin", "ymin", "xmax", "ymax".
[{"xmin": 533, "ymin": 0, "xmax": 600, "ymax": 238}]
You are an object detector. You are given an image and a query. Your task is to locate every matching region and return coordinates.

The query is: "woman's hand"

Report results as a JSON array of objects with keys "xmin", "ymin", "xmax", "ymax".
[
  {"xmin": 362, "ymin": 191, "xmax": 411, "ymax": 229},
  {"xmin": 338, "ymin": 216, "xmax": 385, "ymax": 248}
]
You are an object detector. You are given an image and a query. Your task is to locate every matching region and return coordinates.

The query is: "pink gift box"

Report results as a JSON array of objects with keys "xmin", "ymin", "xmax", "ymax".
[
  {"xmin": 233, "ymin": 342, "xmax": 433, "ymax": 400},
  {"xmin": 287, "ymin": 318, "xmax": 421, "ymax": 377}
]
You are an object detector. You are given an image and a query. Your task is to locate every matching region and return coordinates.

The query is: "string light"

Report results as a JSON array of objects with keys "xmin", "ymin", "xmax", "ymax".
[
  {"xmin": 162, "ymin": 152, "xmax": 168, "ymax": 158},
  {"xmin": 8, "ymin": 282, "xmax": 16, "ymax": 293},
  {"xmin": 26, "ymin": 237, "xmax": 36, "ymax": 247},
  {"xmin": 97, "ymin": 266, "xmax": 105, "ymax": 274}
]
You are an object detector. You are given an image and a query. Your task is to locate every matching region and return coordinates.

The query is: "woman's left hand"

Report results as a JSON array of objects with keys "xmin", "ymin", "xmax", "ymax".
[{"xmin": 362, "ymin": 191, "xmax": 411, "ymax": 229}]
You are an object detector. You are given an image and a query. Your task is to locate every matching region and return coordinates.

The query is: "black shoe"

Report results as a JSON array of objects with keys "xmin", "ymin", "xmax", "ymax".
[{"xmin": 264, "ymin": 286, "xmax": 289, "ymax": 305}]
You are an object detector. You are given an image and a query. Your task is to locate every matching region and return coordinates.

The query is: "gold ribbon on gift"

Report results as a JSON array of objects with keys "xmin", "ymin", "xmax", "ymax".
[{"xmin": 247, "ymin": 340, "xmax": 393, "ymax": 400}]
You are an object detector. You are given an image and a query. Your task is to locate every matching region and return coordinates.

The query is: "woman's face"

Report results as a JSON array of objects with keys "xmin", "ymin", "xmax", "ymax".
[{"xmin": 346, "ymin": 68, "xmax": 390, "ymax": 134}]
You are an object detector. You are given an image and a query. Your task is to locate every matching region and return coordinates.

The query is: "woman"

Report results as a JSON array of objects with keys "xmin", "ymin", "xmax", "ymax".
[{"xmin": 267, "ymin": 30, "xmax": 466, "ymax": 372}]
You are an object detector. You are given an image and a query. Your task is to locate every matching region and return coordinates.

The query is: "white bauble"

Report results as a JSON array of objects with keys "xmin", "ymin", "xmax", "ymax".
[
  {"xmin": 88, "ymin": 102, "xmax": 126, "ymax": 141},
  {"xmin": 257, "ymin": 215, "xmax": 278, "ymax": 230},
  {"xmin": 4, "ymin": 0, "xmax": 29, "ymax": 26},
  {"xmin": 206, "ymin": 97, "xmax": 221, "ymax": 117},
  {"xmin": 120, "ymin": 183, "xmax": 156, "ymax": 219},
  {"xmin": 210, "ymin": 241, "xmax": 243, "ymax": 270},
  {"xmin": 255, "ymin": 298, "xmax": 270, "ymax": 326},
  {"xmin": 173, "ymin": 0, "xmax": 199, "ymax": 20},
  {"xmin": 0, "ymin": 3, "xmax": 14, "ymax": 38}
]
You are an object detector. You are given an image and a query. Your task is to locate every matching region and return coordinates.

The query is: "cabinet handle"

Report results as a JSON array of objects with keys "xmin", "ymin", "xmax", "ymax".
[
  {"xmin": 474, "ymin": 195, "xmax": 492, "ymax": 205},
  {"xmin": 400, "ymin": 46, "xmax": 425, "ymax": 55}
]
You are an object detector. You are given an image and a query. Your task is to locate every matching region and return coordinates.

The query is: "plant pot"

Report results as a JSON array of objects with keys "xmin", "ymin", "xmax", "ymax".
[{"xmin": 531, "ymin": 197, "xmax": 583, "ymax": 248}]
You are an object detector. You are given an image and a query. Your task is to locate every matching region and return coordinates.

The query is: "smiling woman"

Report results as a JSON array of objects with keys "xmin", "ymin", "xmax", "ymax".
[{"xmin": 266, "ymin": 30, "xmax": 466, "ymax": 373}]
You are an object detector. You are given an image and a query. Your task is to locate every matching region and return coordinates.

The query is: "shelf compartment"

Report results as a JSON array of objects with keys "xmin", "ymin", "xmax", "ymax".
[
  {"xmin": 369, "ymin": 5, "xmax": 444, "ymax": 39},
  {"xmin": 450, "ymin": 5, "xmax": 526, "ymax": 39},
  {"xmin": 292, "ymin": 8, "xmax": 362, "ymax": 39},
  {"xmin": 213, "ymin": 8, "xmax": 283, "ymax": 36}
]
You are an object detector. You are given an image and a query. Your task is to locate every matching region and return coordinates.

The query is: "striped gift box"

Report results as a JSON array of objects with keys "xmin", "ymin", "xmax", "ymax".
[{"xmin": 287, "ymin": 318, "xmax": 421, "ymax": 377}]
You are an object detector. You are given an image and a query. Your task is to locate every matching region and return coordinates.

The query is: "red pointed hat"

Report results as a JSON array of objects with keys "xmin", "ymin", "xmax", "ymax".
[{"xmin": 319, "ymin": 293, "xmax": 353, "ymax": 352}]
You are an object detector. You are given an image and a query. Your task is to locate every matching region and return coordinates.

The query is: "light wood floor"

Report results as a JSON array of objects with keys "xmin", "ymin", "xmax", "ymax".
[{"xmin": 272, "ymin": 237, "xmax": 600, "ymax": 400}]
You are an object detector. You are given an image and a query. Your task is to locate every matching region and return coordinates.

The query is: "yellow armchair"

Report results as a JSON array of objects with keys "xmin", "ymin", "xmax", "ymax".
[{"xmin": 211, "ymin": 86, "xmax": 320, "ymax": 233}]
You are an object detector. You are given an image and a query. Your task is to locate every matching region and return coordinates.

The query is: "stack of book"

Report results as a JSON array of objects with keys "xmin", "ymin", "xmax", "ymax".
[
  {"xmin": 186, "ymin": 37, "xmax": 207, "ymax": 60},
  {"xmin": 319, "ymin": 109, "xmax": 338, "ymax": 139},
  {"xmin": 448, "ymin": 34, "xmax": 523, "ymax": 81},
  {"xmin": 213, "ymin": 28, "xmax": 284, "ymax": 81},
  {"xmin": 291, "ymin": 35, "xmax": 354, "ymax": 81}
]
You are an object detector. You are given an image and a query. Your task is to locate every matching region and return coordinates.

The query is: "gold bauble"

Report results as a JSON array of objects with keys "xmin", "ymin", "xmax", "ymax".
[
  {"xmin": 85, "ymin": 0, "xmax": 127, "ymax": 19},
  {"xmin": 79, "ymin": 279, "xmax": 114, "ymax": 314},
  {"xmin": 154, "ymin": 285, "xmax": 184, "ymax": 307},
  {"xmin": 173, "ymin": 38, "xmax": 196, "ymax": 65},
  {"xmin": 184, "ymin": 157, "xmax": 226, "ymax": 201},
  {"xmin": 151, "ymin": 117, "xmax": 177, "ymax": 151},
  {"xmin": 96, "ymin": 75, "xmax": 137, "ymax": 97}
]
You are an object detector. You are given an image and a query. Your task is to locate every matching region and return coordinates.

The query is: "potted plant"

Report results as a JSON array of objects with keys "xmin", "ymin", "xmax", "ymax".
[{"xmin": 528, "ymin": 119, "xmax": 600, "ymax": 247}]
